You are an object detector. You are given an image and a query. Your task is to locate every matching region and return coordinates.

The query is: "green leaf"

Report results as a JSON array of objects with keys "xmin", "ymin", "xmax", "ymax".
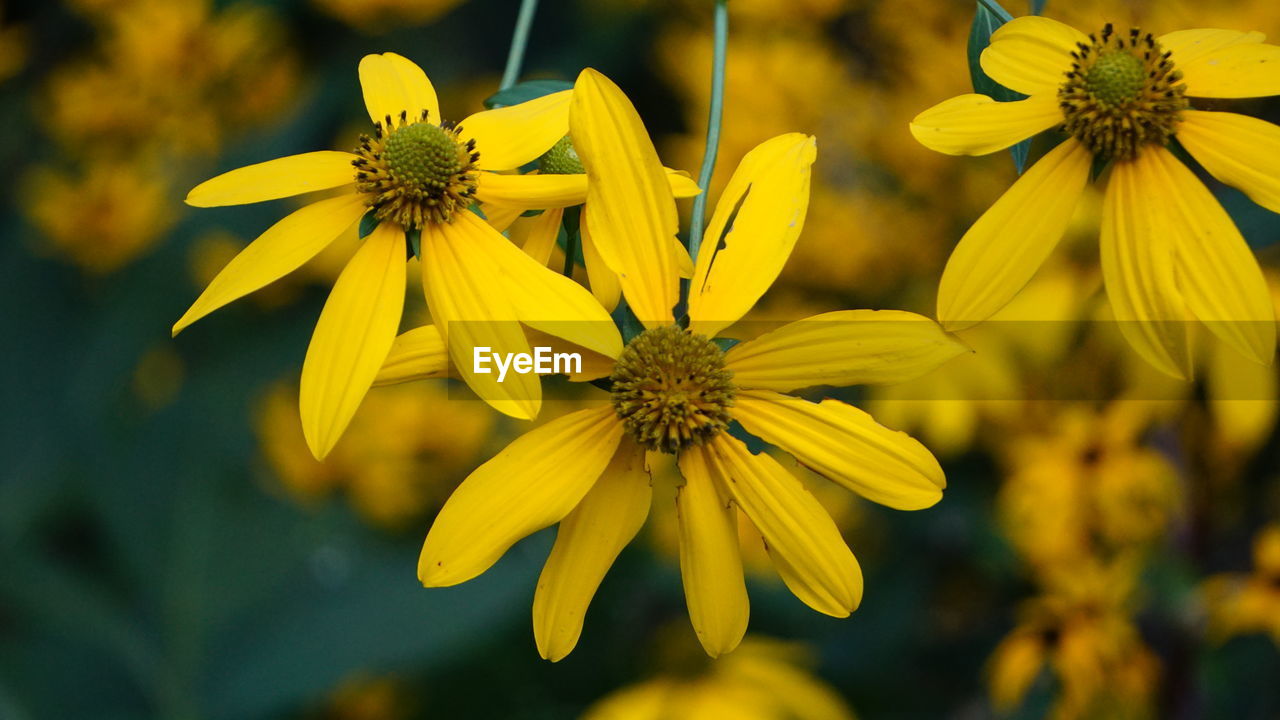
[
  {"xmin": 483, "ymin": 79, "xmax": 573, "ymax": 110},
  {"xmin": 406, "ymin": 227, "xmax": 422, "ymax": 260},
  {"xmin": 357, "ymin": 210, "xmax": 379, "ymax": 239},
  {"xmin": 968, "ymin": 0, "xmax": 1031, "ymax": 173}
]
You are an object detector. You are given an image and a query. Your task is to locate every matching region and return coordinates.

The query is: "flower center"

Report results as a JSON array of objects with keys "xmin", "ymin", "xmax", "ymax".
[
  {"xmin": 1058, "ymin": 24, "xmax": 1188, "ymax": 162},
  {"xmin": 352, "ymin": 110, "xmax": 480, "ymax": 228},
  {"xmin": 538, "ymin": 135, "xmax": 585, "ymax": 175},
  {"xmin": 609, "ymin": 325, "xmax": 736, "ymax": 454}
]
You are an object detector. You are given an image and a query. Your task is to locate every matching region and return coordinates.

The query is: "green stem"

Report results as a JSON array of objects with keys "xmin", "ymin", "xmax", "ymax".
[
  {"xmin": 500, "ymin": 0, "xmax": 540, "ymax": 90},
  {"xmin": 685, "ymin": 0, "xmax": 729, "ymax": 267},
  {"xmin": 562, "ymin": 206, "xmax": 581, "ymax": 278}
]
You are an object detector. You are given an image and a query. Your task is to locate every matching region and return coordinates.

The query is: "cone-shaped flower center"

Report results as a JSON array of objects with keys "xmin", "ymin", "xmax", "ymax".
[
  {"xmin": 538, "ymin": 135, "xmax": 585, "ymax": 175},
  {"xmin": 1059, "ymin": 24, "xmax": 1188, "ymax": 161},
  {"xmin": 610, "ymin": 325, "xmax": 736, "ymax": 454},
  {"xmin": 352, "ymin": 111, "xmax": 479, "ymax": 228}
]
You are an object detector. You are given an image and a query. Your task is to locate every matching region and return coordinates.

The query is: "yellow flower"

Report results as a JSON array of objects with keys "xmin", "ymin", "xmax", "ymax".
[
  {"xmin": 988, "ymin": 558, "xmax": 1159, "ymax": 719},
  {"xmin": 1202, "ymin": 524, "xmax": 1280, "ymax": 645},
  {"xmin": 176, "ymin": 53, "xmax": 619, "ymax": 459},
  {"xmin": 583, "ymin": 635, "xmax": 856, "ymax": 720},
  {"xmin": 396, "ymin": 103, "xmax": 965, "ymax": 660},
  {"xmin": 912, "ymin": 16, "xmax": 1279, "ymax": 379}
]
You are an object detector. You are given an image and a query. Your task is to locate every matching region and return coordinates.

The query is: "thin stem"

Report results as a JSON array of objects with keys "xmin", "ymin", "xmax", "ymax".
[
  {"xmin": 500, "ymin": 0, "xmax": 540, "ymax": 90},
  {"xmin": 562, "ymin": 206, "xmax": 581, "ymax": 278},
  {"xmin": 685, "ymin": 0, "xmax": 729, "ymax": 267}
]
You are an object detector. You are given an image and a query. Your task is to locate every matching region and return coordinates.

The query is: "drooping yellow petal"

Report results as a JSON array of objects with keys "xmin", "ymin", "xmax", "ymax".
[
  {"xmin": 581, "ymin": 212, "xmax": 621, "ymax": 311},
  {"xmin": 1174, "ymin": 39, "xmax": 1280, "ymax": 98},
  {"xmin": 675, "ymin": 445, "xmax": 749, "ymax": 658},
  {"xmin": 1160, "ymin": 29, "xmax": 1265, "ymax": 68},
  {"xmin": 483, "ymin": 202, "xmax": 524, "ymax": 233},
  {"xmin": 419, "ymin": 406, "xmax": 623, "ymax": 587},
  {"xmin": 299, "ymin": 223, "xmax": 407, "ymax": 459},
  {"xmin": 474, "ymin": 171, "xmax": 588, "ymax": 210},
  {"xmin": 173, "ymin": 193, "xmax": 367, "ymax": 335},
  {"xmin": 937, "ymin": 138, "xmax": 1092, "ymax": 331},
  {"xmin": 458, "ymin": 90, "xmax": 573, "ymax": 171},
  {"xmin": 373, "ymin": 324, "xmax": 448, "ymax": 386},
  {"xmin": 571, "ymin": 68, "xmax": 679, "ymax": 329},
  {"xmin": 422, "ymin": 215, "xmax": 540, "ymax": 420},
  {"xmin": 732, "ymin": 390, "xmax": 945, "ymax": 511},
  {"xmin": 909, "ymin": 94, "xmax": 1061, "ymax": 156},
  {"xmin": 510, "ymin": 207, "xmax": 563, "ymax": 266},
  {"xmin": 1146, "ymin": 146, "xmax": 1274, "ymax": 364},
  {"xmin": 724, "ymin": 310, "xmax": 969, "ymax": 392},
  {"xmin": 185, "ymin": 152, "xmax": 357, "ymax": 207},
  {"xmin": 357, "ymin": 52, "xmax": 440, "ymax": 126},
  {"xmin": 980, "ymin": 15, "xmax": 1087, "ymax": 95},
  {"xmin": 533, "ymin": 441, "xmax": 652, "ymax": 662},
  {"xmin": 1178, "ymin": 110, "xmax": 1280, "ymax": 215},
  {"xmin": 688, "ymin": 134, "xmax": 816, "ymax": 337},
  {"xmin": 1099, "ymin": 151, "xmax": 1193, "ymax": 380},
  {"xmin": 704, "ymin": 434, "xmax": 863, "ymax": 617},
  {"xmin": 450, "ymin": 209, "xmax": 622, "ymax": 359}
]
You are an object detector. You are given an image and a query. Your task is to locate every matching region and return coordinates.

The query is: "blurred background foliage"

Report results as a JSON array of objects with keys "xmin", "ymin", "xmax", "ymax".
[{"xmin": 1, "ymin": 0, "xmax": 1279, "ymax": 718}]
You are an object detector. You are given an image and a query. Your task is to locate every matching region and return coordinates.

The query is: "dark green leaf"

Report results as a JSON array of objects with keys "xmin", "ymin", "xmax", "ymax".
[
  {"xmin": 712, "ymin": 337, "xmax": 740, "ymax": 352},
  {"xmin": 357, "ymin": 210, "xmax": 380, "ymax": 239},
  {"xmin": 406, "ymin": 227, "xmax": 422, "ymax": 260},
  {"xmin": 967, "ymin": 0, "xmax": 1031, "ymax": 173},
  {"xmin": 483, "ymin": 80, "xmax": 573, "ymax": 110}
]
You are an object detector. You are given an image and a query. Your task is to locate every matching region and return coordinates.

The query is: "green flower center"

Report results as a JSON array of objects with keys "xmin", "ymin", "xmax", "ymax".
[
  {"xmin": 538, "ymin": 135, "xmax": 585, "ymax": 175},
  {"xmin": 385, "ymin": 123, "xmax": 464, "ymax": 190},
  {"xmin": 610, "ymin": 326, "xmax": 736, "ymax": 454},
  {"xmin": 351, "ymin": 111, "xmax": 480, "ymax": 228},
  {"xmin": 1084, "ymin": 51, "xmax": 1146, "ymax": 107},
  {"xmin": 1058, "ymin": 24, "xmax": 1188, "ymax": 162}
]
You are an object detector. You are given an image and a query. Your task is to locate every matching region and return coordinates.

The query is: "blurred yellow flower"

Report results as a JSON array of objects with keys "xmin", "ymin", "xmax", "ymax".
[
  {"xmin": 257, "ymin": 382, "xmax": 491, "ymax": 530},
  {"xmin": 24, "ymin": 159, "xmax": 177, "ymax": 274},
  {"xmin": 913, "ymin": 15, "xmax": 1280, "ymax": 379},
  {"xmin": 988, "ymin": 558, "xmax": 1159, "ymax": 719},
  {"xmin": 0, "ymin": 5, "xmax": 26, "ymax": 83},
  {"xmin": 178, "ymin": 54, "xmax": 619, "ymax": 459},
  {"xmin": 312, "ymin": 0, "xmax": 464, "ymax": 34},
  {"xmin": 402, "ymin": 127, "xmax": 963, "ymax": 661},
  {"xmin": 1203, "ymin": 524, "xmax": 1280, "ymax": 645},
  {"xmin": 583, "ymin": 635, "xmax": 855, "ymax": 720}
]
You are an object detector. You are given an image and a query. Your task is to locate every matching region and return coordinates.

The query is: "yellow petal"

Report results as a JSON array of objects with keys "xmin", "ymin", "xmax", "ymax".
[
  {"xmin": 533, "ymin": 441, "xmax": 651, "ymax": 661},
  {"xmin": 980, "ymin": 15, "xmax": 1087, "ymax": 95},
  {"xmin": 422, "ymin": 215, "xmax": 540, "ymax": 420},
  {"xmin": 725, "ymin": 310, "xmax": 969, "ymax": 392},
  {"xmin": 1099, "ymin": 152, "xmax": 1193, "ymax": 380},
  {"xmin": 675, "ymin": 445, "xmax": 749, "ymax": 658},
  {"xmin": 173, "ymin": 193, "xmax": 367, "ymax": 335},
  {"xmin": 666, "ymin": 168, "xmax": 702, "ymax": 198},
  {"xmin": 510, "ymin": 207, "xmax": 563, "ymax": 266},
  {"xmin": 373, "ymin": 324, "xmax": 448, "ymax": 386},
  {"xmin": 1207, "ymin": 335, "xmax": 1278, "ymax": 450},
  {"xmin": 419, "ymin": 406, "xmax": 623, "ymax": 586},
  {"xmin": 185, "ymin": 152, "xmax": 357, "ymax": 207},
  {"xmin": 1146, "ymin": 146, "xmax": 1274, "ymax": 364},
  {"xmin": 483, "ymin": 202, "xmax": 524, "ymax": 233},
  {"xmin": 688, "ymin": 134, "xmax": 816, "ymax": 337},
  {"xmin": 937, "ymin": 138, "xmax": 1092, "ymax": 331},
  {"xmin": 450, "ymin": 209, "xmax": 622, "ymax": 359},
  {"xmin": 704, "ymin": 434, "xmax": 862, "ymax": 617},
  {"xmin": 909, "ymin": 94, "xmax": 1061, "ymax": 156},
  {"xmin": 1160, "ymin": 29, "xmax": 1265, "ymax": 68},
  {"xmin": 474, "ymin": 171, "xmax": 589, "ymax": 210},
  {"xmin": 299, "ymin": 223, "xmax": 406, "ymax": 459},
  {"xmin": 458, "ymin": 90, "xmax": 573, "ymax": 171},
  {"xmin": 357, "ymin": 52, "xmax": 440, "ymax": 126},
  {"xmin": 732, "ymin": 390, "xmax": 945, "ymax": 511},
  {"xmin": 571, "ymin": 68, "xmax": 679, "ymax": 329},
  {"xmin": 672, "ymin": 238, "xmax": 694, "ymax": 279},
  {"xmin": 581, "ymin": 212, "xmax": 621, "ymax": 311},
  {"xmin": 1178, "ymin": 110, "xmax": 1280, "ymax": 215},
  {"xmin": 1173, "ymin": 38, "xmax": 1280, "ymax": 98},
  {"xmin": 522, "ymin": 327, "xmax": 617, "ymax": 382}
]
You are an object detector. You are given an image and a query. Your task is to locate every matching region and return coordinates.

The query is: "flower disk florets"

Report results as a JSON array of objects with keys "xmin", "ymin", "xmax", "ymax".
[
  {"xmin": 1058, "ymin": 24, "xmax": 1188, "ymax": 161},
  {"xmin": 352, "ymin": 110, "xmax": 480, "ymax": 228},
  {"xmin": 538, "ymin": 135, "xmax": 585, "ymax": 175},
  {"xmin": 610, "ymin": 326, "xmax": 736, "ymax": 455}
]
